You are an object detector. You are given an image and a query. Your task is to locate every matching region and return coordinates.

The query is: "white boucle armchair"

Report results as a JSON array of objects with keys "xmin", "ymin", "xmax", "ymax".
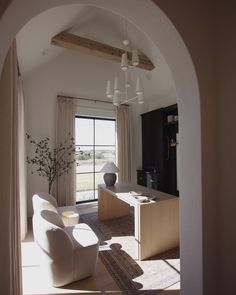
[{"xmin": 32, "ymin": 193, "xmax": 99, "ymax": 287}]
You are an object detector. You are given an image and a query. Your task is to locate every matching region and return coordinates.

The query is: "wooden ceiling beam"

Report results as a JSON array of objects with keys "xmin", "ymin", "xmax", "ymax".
[{"xmin": 51, "ymin": 31, "xmax": 155, "ymax": 71}]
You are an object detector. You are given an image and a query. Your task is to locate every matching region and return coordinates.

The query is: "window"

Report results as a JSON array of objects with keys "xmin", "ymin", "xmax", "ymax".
[{"xmin": 75, "ymin": 116, "xmax": 116, "ymax": 203}]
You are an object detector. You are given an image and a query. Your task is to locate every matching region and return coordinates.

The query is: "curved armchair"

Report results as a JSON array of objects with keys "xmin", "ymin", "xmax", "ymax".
[{"xmin": 33, "ymin": 209, "xmax": 99, "ymax": 287}]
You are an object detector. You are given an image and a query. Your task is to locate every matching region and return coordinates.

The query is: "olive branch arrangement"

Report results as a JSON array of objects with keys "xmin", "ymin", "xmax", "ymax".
[{"xmin": 26, "ymin": 133, "xmax": 76, "ymax": 193}]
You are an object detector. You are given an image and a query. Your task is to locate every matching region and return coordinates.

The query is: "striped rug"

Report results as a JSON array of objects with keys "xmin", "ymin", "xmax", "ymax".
[{"xmin": 81, "ymin": 212, "xmax": 180, "ymax": 294}]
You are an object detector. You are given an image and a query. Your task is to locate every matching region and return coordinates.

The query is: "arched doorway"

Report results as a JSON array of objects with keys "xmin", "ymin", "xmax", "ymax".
[{"xmin": 0, "ymin": 1, "xmax": 202, "ymax": 295}]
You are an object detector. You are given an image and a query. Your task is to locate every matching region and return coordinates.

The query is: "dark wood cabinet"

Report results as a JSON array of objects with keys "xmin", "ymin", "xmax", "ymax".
[
  {"xmin": 137, "ymin": 170, "xmax": 146, "ymax": 187},
  {"xmin": 141, "ymin": 108, "xmax": 165, "ymax": 191},
  {"xmin": 137, "ymin": 170, "xmax": 159, "ymax": 190},
  {"xmin": 146, "ymin": 171, "xmax": 159, "ymax": 190},
  {"xmin": 138, "ymin": 104, "xmax": 179, "ymax": 196},
  {"xmin": 163, "ymin": 105, "xmax": 178, "ymax": 195}
]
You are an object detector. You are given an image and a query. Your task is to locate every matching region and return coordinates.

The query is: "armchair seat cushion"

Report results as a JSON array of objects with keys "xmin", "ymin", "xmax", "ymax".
[
  {"xmin": 64, "ymin": 223, "xmax": 99, "ymax": 248},
  {"xmin": 64, "ymin": 223, "xmax": 99, "ymax": 281}
]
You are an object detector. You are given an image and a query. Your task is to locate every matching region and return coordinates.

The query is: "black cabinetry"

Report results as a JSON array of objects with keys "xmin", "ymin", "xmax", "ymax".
[
  {"xmin": 137, "ymin": 170, "xmax": 146, "ymax": 187},
  {"xmin": 137, "ymin": 170, "xmax": 159, "ymax": 190},
  {"xmin": 137, "ymin": 104, "xmax": 179, "ymax": 196},
  {"xmin": 141, "ymin": 108, "xmax": 165, "ymax": 191},
  {"xmin": 146, "ymin": 171, "xmax": 158, "ymax": 190},
  {"xmin": 163, "ymin": 105, "xmax": 178, "ymax": 195}
]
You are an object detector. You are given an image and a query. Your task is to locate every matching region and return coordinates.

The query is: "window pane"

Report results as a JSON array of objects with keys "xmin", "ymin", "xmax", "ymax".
[
  {"xmin": 95, "ymin": 119, "xmax": 116, "ymax": 145},
  {"xmin": 76, "ymin": 146, "xmax": 93, "ymax": 173},
  {"xmin": 76, "ymin": 173, "xmax": 94, "ymax": 202},
  {"xmin": 75, "ymin": 118, "xmax": 93, "ymax": 145},
  {"xmin": 75, "ymin": 117, "xmax": 116, "ymax": 203},
  {"xmin": 95, "ymin": 146, "xmax": 116, "ymax": 172}
]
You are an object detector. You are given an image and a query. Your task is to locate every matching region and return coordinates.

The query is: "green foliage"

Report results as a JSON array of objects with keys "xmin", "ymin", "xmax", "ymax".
[
  {"xmin": 95, "ymin": 152, "xmax": 104, "ymax": 159},
  {"xmin": 26, "ymin": 133, "xmax": 76, "ymax": 193},
  {"xmin": 76, "ymin": 151, "xmax": 91, "ymax": 161}
]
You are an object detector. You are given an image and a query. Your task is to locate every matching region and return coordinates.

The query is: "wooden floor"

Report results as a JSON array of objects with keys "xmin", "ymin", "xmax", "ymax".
[{"xmin": 22, "ymin": 214, "xmax": 180, "ymax": 295}]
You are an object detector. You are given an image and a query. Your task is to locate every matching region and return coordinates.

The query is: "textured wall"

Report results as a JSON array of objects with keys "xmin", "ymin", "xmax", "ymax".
[
  {"xmin": 154, "ymin": 1, "xmax": 236, "ymax": 294},
  {"xmin": 153, "ymin": 1, "xmax": 218, "ymax": 294},
  {"xmin": 216, "ymin": 2, "xmax": 236, "ymax": 294}
]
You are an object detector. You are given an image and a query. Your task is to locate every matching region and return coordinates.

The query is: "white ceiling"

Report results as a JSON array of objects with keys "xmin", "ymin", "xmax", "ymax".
[{"xmin": 16, "ymin": 4, "xmax": 177, "ymax": 104}]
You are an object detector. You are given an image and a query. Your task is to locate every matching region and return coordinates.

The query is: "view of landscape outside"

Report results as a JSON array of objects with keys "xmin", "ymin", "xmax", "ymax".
[{"xmin": 75, "ymin": 117, "xmax": 116, "ymax": 202}]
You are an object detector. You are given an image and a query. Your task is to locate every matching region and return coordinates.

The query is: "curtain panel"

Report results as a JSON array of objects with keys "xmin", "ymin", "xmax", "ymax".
[
  {"xmin": 55, "ymin": 96, "xmax": 76, "ymax": 206},
  {"xmin": 116, "ymin": 105, "xmax": 132, "ymax": 182},
  {"xmin": 0, "ymin": 40, "xmax": 23, "ymax": 295}
]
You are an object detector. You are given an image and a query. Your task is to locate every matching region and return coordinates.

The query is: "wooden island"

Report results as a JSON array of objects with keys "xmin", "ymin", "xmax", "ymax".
[{"xmin": 98, "ymin": 182, "xmax": 179, "ymax": 260}]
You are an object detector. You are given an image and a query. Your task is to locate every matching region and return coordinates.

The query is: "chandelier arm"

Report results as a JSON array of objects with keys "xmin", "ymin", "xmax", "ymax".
[
  {"xmin": 115, "ymin": 95, "xmax": 139, "ymax": 106},
  {"xmin": 123, "ymin": 95, "xmax": 138, "ymax": 104}
]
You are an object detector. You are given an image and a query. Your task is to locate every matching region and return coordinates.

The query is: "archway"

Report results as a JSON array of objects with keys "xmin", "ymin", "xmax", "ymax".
[{"xmin": 0, "ymin": 1, "xmax": 202, "ymax": 295}]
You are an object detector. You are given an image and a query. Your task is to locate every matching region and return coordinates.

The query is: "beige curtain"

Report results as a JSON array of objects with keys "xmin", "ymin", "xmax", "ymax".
[
  {"xmin": 116, "ymin": 105, "xmax": 132, "ymax": 182},
  {"xmin": 18, "ymin": 75, "xmax": 27, "ymax": 240},
  {"xmin": 0, "ymin": 41, "xmax": 23, "ymax": 294},
  {"xmin": 55, "ymin": 96, "xmax": 76, "ymax": 206}
]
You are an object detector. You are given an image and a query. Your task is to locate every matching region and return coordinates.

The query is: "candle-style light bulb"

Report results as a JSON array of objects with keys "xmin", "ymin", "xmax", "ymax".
[
  {"xmin": 136, "ymin": 77, "xmax": 143, "ymax": 94},
  {"xmin": 121, "ymin": 53, "xmax": 128, "ymax": 71},
  {"xmin": 114, "ymin": 77, "xmax": 120, "ymax": 93},
  {"xmin": 132, "ymin": 49, "xmax": 139, "ymax": 66},
  {"xmin": 113, "ymin": 92, "xmax": 119, "ymax": 106},
  {"xmin": 106, "ymin": 80, "xmax": 113, "ymax": 98},
  {"xmin": 137, "ymin": 92, "xmax": 144, "ymax": 104},
  {"xmin": 125, "ymin": 71, "xmax": 131, "ymax": 88}
]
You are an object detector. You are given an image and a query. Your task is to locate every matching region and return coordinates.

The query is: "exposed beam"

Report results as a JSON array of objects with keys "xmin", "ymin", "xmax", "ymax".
[{"xmin": 51, "ymin": 31, "xmax": 155, "ymax": 71}]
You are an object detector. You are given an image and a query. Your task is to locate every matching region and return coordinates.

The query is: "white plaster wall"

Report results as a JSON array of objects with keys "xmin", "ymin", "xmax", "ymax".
[{"xmin": 24, "ymin": 50, "xmax": 118, "ymax": 215}]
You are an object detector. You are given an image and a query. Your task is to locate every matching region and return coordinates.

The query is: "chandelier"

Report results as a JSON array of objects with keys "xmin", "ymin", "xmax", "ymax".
[{"xmin": 105, "ymin": 31, "xmax": 144, "ymax": 106}]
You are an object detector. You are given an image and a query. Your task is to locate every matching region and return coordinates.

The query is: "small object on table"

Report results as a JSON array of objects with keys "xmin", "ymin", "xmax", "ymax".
[
  {"xmin": 148, "ymin": 195, "xmax": 159, "ymax": 201},
  {"xmin": 135, "ymin": 195, "xmax": 150, "ymax": 203},
  {"xmin": 129, "ymin": 191, "xmax": 142, "ymax": 197},
  {"xmin": 61, "ymin": 210, "xmax": 79, "ymax": 226}
]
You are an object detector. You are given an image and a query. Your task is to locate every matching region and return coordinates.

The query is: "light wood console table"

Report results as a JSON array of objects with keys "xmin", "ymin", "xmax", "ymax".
[{"xmin": 98, "ymin": 182, "xmax": 179, "ymax": 260}]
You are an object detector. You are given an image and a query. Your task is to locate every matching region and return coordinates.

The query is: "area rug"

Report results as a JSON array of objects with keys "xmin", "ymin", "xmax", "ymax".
[{"xmin": 80, "ymin": 212, "xmax": 180, "ymax": 294}]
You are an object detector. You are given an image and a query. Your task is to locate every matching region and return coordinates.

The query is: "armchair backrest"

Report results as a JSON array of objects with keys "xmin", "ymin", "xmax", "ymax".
[{"xmin": 32, "ymin": 192, "xmax": 58, "ymax": 213}]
